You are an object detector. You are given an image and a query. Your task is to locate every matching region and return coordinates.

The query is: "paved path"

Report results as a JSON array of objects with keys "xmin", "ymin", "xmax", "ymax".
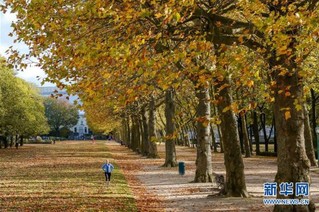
[{"xmin": 107, "ymin": 141, "xmax": 319, "ymax": 211}]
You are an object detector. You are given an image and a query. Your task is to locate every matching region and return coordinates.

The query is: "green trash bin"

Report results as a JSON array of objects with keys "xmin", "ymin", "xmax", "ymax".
[{"xmin": 178, "ymin": 162, "xmax": 185, "ymax": 175}]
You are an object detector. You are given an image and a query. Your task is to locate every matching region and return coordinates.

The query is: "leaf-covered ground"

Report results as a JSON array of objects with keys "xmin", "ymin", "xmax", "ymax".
[
  {"xmin": 0, "ymin": 141, "xmax": 137, "ymax": 211},
  {"xmin": 107, "ymin": 141, "xmax": 319, "ymax": 212},
  {"xmin": 1, "ymin": 141, "xmax": 318, "ymax": 211}
]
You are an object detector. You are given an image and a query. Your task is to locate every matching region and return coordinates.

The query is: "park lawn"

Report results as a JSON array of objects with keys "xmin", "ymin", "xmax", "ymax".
[{"xmin": 0, "ymin": 141, "xmax": 137, "ymax": 212}]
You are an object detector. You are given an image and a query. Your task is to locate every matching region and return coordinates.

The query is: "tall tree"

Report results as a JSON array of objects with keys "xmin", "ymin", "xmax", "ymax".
[
  {"xmin": 43, "ymin": 98, "xmax": 78, "ymax": 137},
  {"xmin": 0, "ymin": 57, "xmax": 49, "ymax": 144},
  {"xmin": 163, "ymin": 88, "xmax": 177, "ymax": 167}
]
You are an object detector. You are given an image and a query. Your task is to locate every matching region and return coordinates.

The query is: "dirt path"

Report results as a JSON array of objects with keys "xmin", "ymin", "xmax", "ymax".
[{"xmin": 107, "ymin": 141, "xmax": 319, "ymax": 211}]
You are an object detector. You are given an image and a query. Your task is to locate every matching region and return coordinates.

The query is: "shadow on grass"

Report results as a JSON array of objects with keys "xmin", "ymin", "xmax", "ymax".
[{"xmin": 0, "ymin": 141, "xmax": 138, "ymax": 211}]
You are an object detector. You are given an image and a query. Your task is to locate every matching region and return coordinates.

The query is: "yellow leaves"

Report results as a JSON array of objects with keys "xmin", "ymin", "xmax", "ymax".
[
  {"xmin": 217, "ymin": 75, "xmax": 224, "ymax": 82},
  {"xmin": 295, "ymin": 104, "xmax": 302, "ymax": 111},
  {"xmin": 165, "ymin": 132, "xmax": 178, "ymax": 140},
  {"xmin": 217, "ymin": 84, "xmax": 229, "ymax": 93},
  {"xmin": 238, "ymin": 36, "xmax": 244, "ymax": 43},
  {"xmin": 155, "ymin": 13, "xmax": 163, "ymax": 19},
  {"xmin": 246, "ymin": 80, "xmax": 254, "ymax": 88},
  {"xmin": 277, "ymin": 45, "xmax": 288, "ymax": 55},
  {"xmin": 278, "ymin": 69, "xmax": 288, "ymax": 76},
  {"xmin": 126, "ymin": 88, "xmax": 134, "ymax": 95},
  {"xmin": 231, "ymin": 102, "xmax": 239, "ymax": 113},
  {"xmin": 202, "ymin": 119, "xmax": 210, "ymax": 127},
  {"xmin": 162, "ymin": 84, "xmax": 170, "ymax": 90},
  {"xmin": 150, "ymin": 136, "xmax": 158, "ymax": 143},
  {"xmin": 173, "ymin": 12, "xmax": 181, "ymax": 22},
  {"xmin": 196, "ymin": 116, "xmax": 210, "ymax": 127},
  {"xmin": 284, "ymin": 111, "xmax": 291, "ymax": 120},
  {"xmin": 222, "ymin": 106, "xmax": 230, "ymax": 113},
  {"xmin": 249, "ymin": 102, "xmax": 257, "ymax": 109},
  {"xmin": 211, "ymin": 116, "xmax": 221, "ymax": 125},
  {"xmin": 294, "ymin": 99, "xmax": 303, "ymax": 112},
  {"xmin": 222, "ymin": 102, "xmax": 238, "ymax": 113}
]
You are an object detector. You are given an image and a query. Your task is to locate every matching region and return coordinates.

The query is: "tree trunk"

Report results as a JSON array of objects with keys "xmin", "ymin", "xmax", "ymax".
[
  {"xmin": 184, "ymin": 126, "xmax": 191, "ymax": 147},
  {"xmin": 4, "ymin": 136, "xmax": 8, "ymax": 148},
  {"xmin": 260, "ymin": 113, "xmax": 269, "ymax": 152},
  {"xmin": 241, "ymin": 112, "xmax": 251, "ymax": 157},
  {"xmin": 303, "ymin": 104, "xmax": 317, "ymax": 166},
  {"xmin": 148, "ymin": 95, "xmax": 159, "ymax": 158},
  {"xmin": 217, "ymin": 124, "xmax": 224, "ymax": 153},
  {"xmin": 163, "ymin": 88, "xmax": 177, "ymax": 167},
  {"xmin": 210, "ymin": 123, "xmax": 218, "ymax": 152},
  {"xmin": 141, "ymin": 106, "xmax": 149, "ymax": 156},
  {"xmin": 194, "ymin": 85, "xmax": 213, "ymax": 183},
  {"xmin": 209, "ymin": 84, "xmax": 219, "ymax": 153},
  {"xmin": 237, "ymin": 116, "xmax": 245, "ymax": 154},
  {"xmin": 215, "ymin": 77, "xmax": 248, "ymax": 197},
  {"xmin": 131, "ymin": 115, "xmax": 140, "ymax": 152},
  {"xmin": 126, "ymin": 114, "xmax": 131, "ymax": 147},
  {"xmin": 20, "ymin": 136, "xmax": 23, "ymax": 146},
  {"xmin": 310, "ymin": 89, "xmax": 317, "ymax": 156},
  {"xmin": 273, "ymin": 115, "xmax": 277, "ymax": 154},
  {"xmin": 10, "ymin": 136, "xmax": 14, "ymax": 148},
  {"xmin": 247, "ymin": 116, "xmax": 253, "ymax": 153},
  {"xmin": 273, "ymin": 70, "xmax": 313, "ymax": 211}
]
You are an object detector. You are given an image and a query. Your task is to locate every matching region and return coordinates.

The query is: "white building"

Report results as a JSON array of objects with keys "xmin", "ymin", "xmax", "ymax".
[{"xmin": 38, "ymin": 86, "xmax": 91, "ymax": 138}]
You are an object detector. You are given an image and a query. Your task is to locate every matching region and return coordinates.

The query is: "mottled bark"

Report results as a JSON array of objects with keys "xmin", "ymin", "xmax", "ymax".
[
  {"xmin": 148, "ymin": 95, "xmax": 159, "ymax": 158},
  {"xmin": 303, "ymin": 105, "xmax": 317, "ymax": 166},
  {"xmin": 194, "ymin": 86, "xmax": 213, "ymax": 182},
  {"xmin": 10, "ymin": 136, "xmax": 14, "ymax": 148},
  {"xmin": 210, "ymin": 123, "xmax": 218, "ymax": 152},
  {"xmin": 215, "ymin": 77, "xmax": 248, "ymax": 197},
  {"xmin": 163, "ymin": 88, "xmax": 177, "ymax": 167},
  {"xmin": 238, "ymin": 116, "xmax": 245, "ymax": 154},
  {"xmin": 273, "ymin": 70, "xmax": 313, "ymax": 212},
  {"xmin": 241, "ymin": 112, "xmax": 251, "ymax": 157},
  {"xmin": 310, "ymin": 89, "xmax": 317, "ymax": 154},
  {"xmin": 217, "ymin": 125, "xmax": 224, "ymax": 153},
  {"xmin": 126, "ymin": 115, "xmax": 131, "ymax": 147},
  {"xmin": 4, "ymin": 136, "xmax": 8, "ymax": 148},
  {"xmin": 141, "ymin": 106, "xmax": 150, "ymax": 156},
  {"xmin": 184, "ymin": 126, "xmax": 191, "ymax": 147},
  {"xmin": 131, "ymin": 115, "xmax": 140, "ymax": 152},
  {"xmin": 260, "ymin": 113, "xmax": 269, "ymax": 152},
  {"xmin": 253, "ymin": 111, "xmax": 260, "ymax": 155}
]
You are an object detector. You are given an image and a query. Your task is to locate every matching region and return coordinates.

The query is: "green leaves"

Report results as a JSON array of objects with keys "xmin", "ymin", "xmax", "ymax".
[
  {"xmin": 0, "ymin": 57, "xmax": 49, "ymax": 136},
  {"xmin": 43, "ymin": 97, "xmax": 78, "ymax": 135}
]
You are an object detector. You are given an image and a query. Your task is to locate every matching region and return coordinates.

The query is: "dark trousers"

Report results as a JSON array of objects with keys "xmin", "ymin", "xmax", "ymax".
[{"xmin": 104, "ymin": 172, "xmax": 111, "ymax": 181}]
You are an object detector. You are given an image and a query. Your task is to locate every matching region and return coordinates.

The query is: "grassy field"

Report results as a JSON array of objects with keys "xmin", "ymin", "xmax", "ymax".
[{"xmin": 0, "ymin": 141, "xmax": 137, "ymax": 211}]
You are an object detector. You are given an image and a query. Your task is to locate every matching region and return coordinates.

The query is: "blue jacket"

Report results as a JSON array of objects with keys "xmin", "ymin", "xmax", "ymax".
[{"xmin": 102, "ymin": 163, "xmax": 114, "ymax": 173}]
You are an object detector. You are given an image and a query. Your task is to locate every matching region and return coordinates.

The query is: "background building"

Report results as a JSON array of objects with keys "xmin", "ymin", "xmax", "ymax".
[{"xmin": 38, "ymin": 86, "xmax": 91, "ymax": 139}]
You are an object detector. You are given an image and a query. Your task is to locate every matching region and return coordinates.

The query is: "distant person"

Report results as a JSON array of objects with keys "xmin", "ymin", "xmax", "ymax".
[
  {"xmin": 102, "ymin": 159, "xmax": 114, "ymax": 186},
  {"xmin": 91, "ymin": 135, "xmax": 95, "ymax": 144},
  {"xmin": 15, "ymin": 141, "xmax": 19, "ymax": 149}
]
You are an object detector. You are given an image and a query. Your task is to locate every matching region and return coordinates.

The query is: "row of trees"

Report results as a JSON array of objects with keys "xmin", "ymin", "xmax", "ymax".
[
  {"xmin": 43, "ymin": 98, "xmax": 79, "ymax": 137},
  {"xmin": 0, "ymin": 57, "xmax": 79, "ymax": 146},
  {"xmin": 0, "ymin": 57, "xmax": 49, "ymax": 147},
  {"xmin": 3, "ymin": 1, "xmax": 319, "ymax": 211}
]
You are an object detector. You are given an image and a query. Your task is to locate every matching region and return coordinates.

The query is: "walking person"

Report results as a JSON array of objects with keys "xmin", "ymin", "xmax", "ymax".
[
  {"xmin": 102, "ymin": 159, "xmax": 114, "ymax": 186},
  {"xmin": 91, "ymin": 135, "xmax": 95, "ymax": 144}
]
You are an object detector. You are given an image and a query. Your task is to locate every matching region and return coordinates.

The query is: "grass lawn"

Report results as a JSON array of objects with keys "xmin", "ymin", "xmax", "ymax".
[{"xmin": 0, "ymin": 141, "xmax": 137, "ymax": 211}]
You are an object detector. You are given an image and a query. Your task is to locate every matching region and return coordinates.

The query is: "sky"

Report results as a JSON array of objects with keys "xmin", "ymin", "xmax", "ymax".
[{"xmin": 0, "ymin": 10, "xmax": 54, "ymax": 87}]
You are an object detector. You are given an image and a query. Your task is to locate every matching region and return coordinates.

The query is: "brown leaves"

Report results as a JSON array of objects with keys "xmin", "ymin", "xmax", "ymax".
[{"xmin": 0, "ymin": 141, "xmax": 137, "ymax": 211}]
